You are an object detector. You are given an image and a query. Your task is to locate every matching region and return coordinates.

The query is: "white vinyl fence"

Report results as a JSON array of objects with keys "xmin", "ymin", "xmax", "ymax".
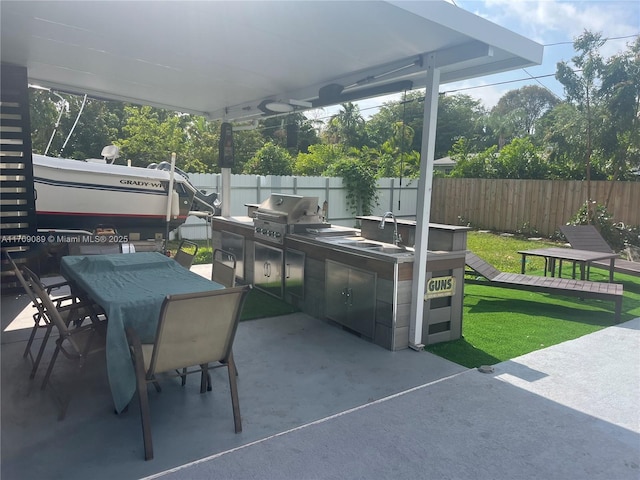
[
  {"xmin": 176, "ymin": 173, "xmax": 419, "ymax": 240},
  {"xmin": 176, "ymin": 174, "xmax": 640, "ymax": 241}
]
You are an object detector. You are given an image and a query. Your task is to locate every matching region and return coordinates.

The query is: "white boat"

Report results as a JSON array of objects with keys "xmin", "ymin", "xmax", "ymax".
[{"xmin": 32, "ymin": 149, "xmax": 218, "ymax": 239}]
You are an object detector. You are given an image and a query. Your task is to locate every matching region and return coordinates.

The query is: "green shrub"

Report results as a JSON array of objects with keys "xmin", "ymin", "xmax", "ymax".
[{"xmin": 325, "ymin": 158, "xmax": 378, "ymax": 217}]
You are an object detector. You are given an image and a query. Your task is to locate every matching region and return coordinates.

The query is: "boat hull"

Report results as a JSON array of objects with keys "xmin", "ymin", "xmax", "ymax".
[{"xmin": 33, "ymin": 155, "xmax": 197, "ymax": 239}]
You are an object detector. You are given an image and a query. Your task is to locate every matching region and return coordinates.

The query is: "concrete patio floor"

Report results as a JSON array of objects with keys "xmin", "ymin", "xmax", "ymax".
[{"xmin": 2, "ymin": 264, "xmax": 638, "ymax": 479}]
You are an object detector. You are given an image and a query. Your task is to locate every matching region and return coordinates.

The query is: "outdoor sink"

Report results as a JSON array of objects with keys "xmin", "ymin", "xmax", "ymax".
[
  {"xmin": 372, "ymin": 246, "xmax": 407, "ymax": 254},
  {"xmin": 354, "ymin": 242, "xmax": 381, "ymax": 249},
  {"xmin": 335, "ymin": 240, "xmax": 379, "ymax": 249},
  {"xmin": 328, "ymin": 237, "xmax": 414, "ymax": 256}
]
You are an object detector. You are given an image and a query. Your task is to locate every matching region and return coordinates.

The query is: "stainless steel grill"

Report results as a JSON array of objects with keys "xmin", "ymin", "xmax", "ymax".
[{"xmin": 253, "ymin": 193, "xmax": 324, "ymax": 244}]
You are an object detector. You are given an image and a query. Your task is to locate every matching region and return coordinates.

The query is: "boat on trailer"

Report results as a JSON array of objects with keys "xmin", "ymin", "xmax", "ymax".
[{"xmin": 32, "ymin": 147, "xmax": 218, "ymax": 242}]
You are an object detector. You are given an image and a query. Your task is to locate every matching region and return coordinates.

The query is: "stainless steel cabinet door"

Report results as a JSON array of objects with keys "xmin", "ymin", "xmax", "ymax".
[
  {"xmin": 325, "ymin": 260, "xmax": 376, "ymax": 337},
  {"xmin": 325, "ymin": 260, "xmax": 352, "ymax": 327},
  {"xmin": 254, "ymin": 242, "xmax": 283, "ymax": 298},
  {"xmin": 347, "ymin": 267, "xmax": 376, "ymax": 338},
  {"xmin": 285, "ymin": 248, "xmax": 305, "ymax": 299}
]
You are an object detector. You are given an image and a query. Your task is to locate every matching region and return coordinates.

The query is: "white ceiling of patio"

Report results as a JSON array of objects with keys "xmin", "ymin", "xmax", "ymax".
[{"xmin": 0, "ymin": 1, "xmax": 543, "ymax": 120}]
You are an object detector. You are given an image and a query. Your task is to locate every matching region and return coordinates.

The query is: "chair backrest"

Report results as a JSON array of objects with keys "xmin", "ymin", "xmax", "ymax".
[
  {"xmin": 68, "ymin": 242, "xmax": 122, "ymax": 255},
  {"xmin": 174, "ymin": 240, "xmax": 199, "ymax": 269},
  {"xmin": 21, "ymin": 267, "xmax": 72, "ymax": 337},
  {"xmin": 465, "ymin": 251, "xmax": 501, "ymax": 280},
  {"xmin": 212, "ymin": 249, "xmax": 236, "ymax": 287},
  {"xmin": 4, "ymin": 251, "xmax": 41, "ymax": 307},
  {"xmin": 148, "ymin": 285, "xmax": 250, "ymax": 375},
  {"xmin": 560, "ymin": 225, "xmax": 614, "ymax": 253}
]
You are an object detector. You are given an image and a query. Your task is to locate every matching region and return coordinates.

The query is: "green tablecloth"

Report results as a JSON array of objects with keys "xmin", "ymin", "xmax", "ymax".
[{"xmin": 60, "ymin": 252, "xmax": 224, "ymax": 413}]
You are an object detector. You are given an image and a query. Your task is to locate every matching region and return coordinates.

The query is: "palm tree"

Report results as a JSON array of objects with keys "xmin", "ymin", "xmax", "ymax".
[{"xmin": 327, "ymin": 102, "xmax": 366, "ymax": 148}]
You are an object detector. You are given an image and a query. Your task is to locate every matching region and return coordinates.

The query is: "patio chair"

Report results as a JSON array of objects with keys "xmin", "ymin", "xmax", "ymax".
[
  {"xmin": 173, "ymin": 239, "xmax": 198, "ymax": 269},
  {"xmin": 3, "ymin": 251, "xmax": 99, "ymax": 379},
  {"xmin": 560, "ymin": 225, "xmax": 640, "ymax": 278},
  {"xmin": 126, "ymin": 285, "xmax": 251, "ymax": 460},
  {"xmin": 190, "ymin": 248, "xmax": 238, "ymax": 382},
  {"xmin": 22, "ymin": 268, "xmax": 107, "ymax": 420},
  {"xmin": 560, "ymin": 225, "xmax": 614, "ymax": 253},
  {"xmin": 465, "ymin": 251, "xmax": 623, "ymax": 322},
  {"xmin": 181, "ymin": 248, "xmax": 238, "ymax": 383},
  {"xmin": 211, "ymin": 248, "xmax": 236, "ymax": 287}
]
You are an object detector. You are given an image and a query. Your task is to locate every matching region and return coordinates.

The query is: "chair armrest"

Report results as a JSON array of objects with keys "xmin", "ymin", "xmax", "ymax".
[
  {"xmin": 45, "ymin": 280, "xmax": 70, "ymax": 292},
  {"xmin": 126, "ymin": 327, "xmax": 145, "ymax": 360},
  {"xmin": 59, "ymin": 300, "xmax": 107, "ymax": 326},
  {"xmin": 57, "ymin": 298, "xmax": 96, "ymax": 311},
  {"xmin": 52, "ymin": 294, "xmax": 80, "ymax": 306}
]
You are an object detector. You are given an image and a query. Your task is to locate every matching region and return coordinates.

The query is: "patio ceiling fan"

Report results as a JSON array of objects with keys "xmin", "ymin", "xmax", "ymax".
[{"xmin": 312, "ymin": 80, "xmax": 413, "ymax": 108}]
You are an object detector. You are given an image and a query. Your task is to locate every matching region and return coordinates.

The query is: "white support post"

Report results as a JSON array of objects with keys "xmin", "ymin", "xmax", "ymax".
[
  {"xmin": 165, "ymin": 152, "xmax": 177, "ymax": 223},
  {"xmin": 164, "ymin": 152, "xmax": 177, "ymax": 245},
  {"xmin": 221, "ymin": 168, "xmax": 231, "ymax": 217},
  {"xmin": 409, "ymin": 53, "xmax": 440, "ymax": 350}
]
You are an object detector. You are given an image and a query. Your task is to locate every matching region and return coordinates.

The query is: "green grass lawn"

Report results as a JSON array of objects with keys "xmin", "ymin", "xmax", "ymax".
[
  {"xmin": 425, "ymin": 231, "xmax": 640, "ymax": 368},
  {"xmin": 240, "ymin": 288, "xmax": 298, "ymax": 320}
]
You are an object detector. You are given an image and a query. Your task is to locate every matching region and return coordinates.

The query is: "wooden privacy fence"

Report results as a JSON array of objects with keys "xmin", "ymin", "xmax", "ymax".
[{"xmin": 431, "ymin": 178, "xmax": 640, "ymax": 237}]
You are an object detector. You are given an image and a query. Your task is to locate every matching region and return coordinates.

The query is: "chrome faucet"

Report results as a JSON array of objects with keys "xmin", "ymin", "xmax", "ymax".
[{"xmin": 379, "ymin": 212, "xmax": 401, "ymax": 246}]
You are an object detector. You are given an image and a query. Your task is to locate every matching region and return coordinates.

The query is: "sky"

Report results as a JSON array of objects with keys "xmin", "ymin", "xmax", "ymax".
[{"xmin": 307, "ymin": 0, "xmax": 639, "ymax": 122}]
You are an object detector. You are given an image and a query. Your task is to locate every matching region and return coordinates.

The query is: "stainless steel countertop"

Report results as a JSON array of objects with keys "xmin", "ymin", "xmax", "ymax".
[
  {"xmin": 212, "ymin": 216, "xmax": 465, "ymax": 263},
  {"xmin": 289, "ymin": 233, "xmax": 465, "ymax": 264}
]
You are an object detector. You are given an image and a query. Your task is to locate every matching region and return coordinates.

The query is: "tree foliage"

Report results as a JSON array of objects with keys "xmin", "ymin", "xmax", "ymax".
[
  {"xmin": 450, "ymin": 137, "xmax": 547, "ymax": 179},
  {"xmin": 325, "ymin": 153, "xmax": 378, "ymax": 217},
  {"xmin": 243, "ymin": 142, "xmax": 293, "ymax": 175},
  {"xmin": 435, "ymin": 94, "xmax": 488, "ymax": 158},
  {"xmin": 261, "ymin": 113, "xmax": 320, "ymax": 153},
  {"xmin": 29, "ymin": 89, "xmax": 65, "ymax": 155},
  {"xmin": 183, "ymin": 116, "xmax": 219, "ymax": 173},
  {"xmin": 598, "ymin": 36, "xmax": 640, "ymax": 186},
  {"xmin": 118, "ymin": 105, "xmax": 186, "ymax": 167},
  {"xmin": 30, "ymin": 90, "xmax": 123, "ymax": 159},
  {"xmin": 376, "ymin": 122, "xmax": 421, "ymax": 178},
  {"xmin": 552, "ymin": 31, "xmax": 640, "ymax": 215},
  {"xmin": 324, "ymin": 102, "xmax": 367, "ymax": 148},
  {"xmin": 293, "ymin": 144, "xmax": 345, "ymax": 176},
  {"xmin": 232, "ymin": 128, "xmax": 267, "ymax": 174},
  {"xmin": 494, "ymin": 137, "xmax": 547, "ymax": 179},
  {"xmin": 491, "ymin": 85, "xmax": 559, "ymax": 139},
  {"xmin": 556, "ymin": 30, "xmax": 606, "ymax": 210},
  {"xmin": 365, "ymin": 91, "xmax": 425, "ymax": 151}
]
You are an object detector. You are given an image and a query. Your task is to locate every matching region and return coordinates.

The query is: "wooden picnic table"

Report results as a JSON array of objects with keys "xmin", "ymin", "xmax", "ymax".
[{"xmin": 518, "ymin": 247, "xmax": 618, "ymax": 282}]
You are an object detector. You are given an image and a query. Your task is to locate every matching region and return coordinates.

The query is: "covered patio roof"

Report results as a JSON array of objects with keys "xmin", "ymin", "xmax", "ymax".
[{"xmin": 1, "ymin": 1, "xmax": 542, "ymax": 121}]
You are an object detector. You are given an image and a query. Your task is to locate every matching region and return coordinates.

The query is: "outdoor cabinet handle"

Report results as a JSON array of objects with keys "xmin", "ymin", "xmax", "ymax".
[
  {"xmin": 286, "ymin": 263, "xmax": 290, "ymax": 279},
  {"xmin": 263, "ymin": 261, "xmax": 268, "ymax": 277},
  {"xmin": 348, "ymin": 288, "xmax": 353, "ymax": 307},
  {"xmin": 341, "ymin": 287, "xmax": 349, "ymax": 305}
]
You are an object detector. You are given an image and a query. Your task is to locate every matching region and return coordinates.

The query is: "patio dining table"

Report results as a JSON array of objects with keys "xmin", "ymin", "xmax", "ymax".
[{"xmin": 60, "ymin": 252, "xmax": 225, "ymax": 413}]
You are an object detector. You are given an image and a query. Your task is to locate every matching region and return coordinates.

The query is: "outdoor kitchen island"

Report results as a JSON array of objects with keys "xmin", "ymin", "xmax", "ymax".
[{"xmin": 211, "ymin": 214, "xmax": 469, "ymax": 351}]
